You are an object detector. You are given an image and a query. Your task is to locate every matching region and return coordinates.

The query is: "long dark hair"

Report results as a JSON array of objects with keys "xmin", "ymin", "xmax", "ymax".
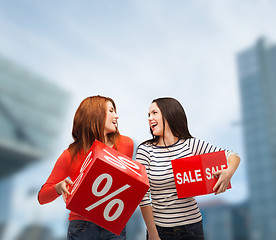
[
  {"xmin": 68, "ymin": 95, "xmax": 119, "ymax": 160},
  {"xmin": 146, "ymin": 97, "xmax": 192, "ymax": 146}
]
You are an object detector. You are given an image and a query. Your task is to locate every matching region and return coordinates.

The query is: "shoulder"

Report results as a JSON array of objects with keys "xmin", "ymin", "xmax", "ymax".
[
  {"xmin": 59, "ymin": 149, "xmax": 72, "ymax": 161},
  {"xmin": 51, "ymin": 149, "xmax": 72, "ymax": 169},
  {"xmin": 185, "ymin": 137, "xmax": 200, "ymax": 146},
  {"xmin": 136, "ymin": 141, "xmax": 153, "ymax": 154},
  {"xmin": 117, "ymin": 135, "xmax": 134, "ymax": 147}
]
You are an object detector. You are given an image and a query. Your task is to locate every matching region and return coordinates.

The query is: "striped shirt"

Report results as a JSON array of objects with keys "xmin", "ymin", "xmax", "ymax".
[{"xmin": 135, "ymin": 137, "xmax": 238, "ymax": 227}]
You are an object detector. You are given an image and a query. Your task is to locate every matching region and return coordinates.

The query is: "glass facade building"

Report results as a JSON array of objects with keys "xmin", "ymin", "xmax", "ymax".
[
  {"xmin": 200, "ymin": 201, "xmax": 249, "ymax": 240},
  {"xmin": 0, "ymin": 55, "xmax": 69, "ymax": 178},
  {"xmin": 237, "ymin": 37, "xmax": 276, "ymax": 240},
  {"xmin": 0, "ymin": 55, "xmax": 69, "ymax": 239}
]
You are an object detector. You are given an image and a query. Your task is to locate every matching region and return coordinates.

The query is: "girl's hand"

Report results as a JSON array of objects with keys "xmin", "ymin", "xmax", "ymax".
[
  {"xmin": 148, "ymin": 235, "xmax": 161, "ymax": 240},
  {"xmin": 212, "ymin": 169, "xmax": 233, "ymax": 195},
  {"xmin": 55, "ymin": 178, "xmax": 73, "ymax": 202},
  {"xmin": 213, "ymin": 154, "xmax": 240, "ymax": 195}
]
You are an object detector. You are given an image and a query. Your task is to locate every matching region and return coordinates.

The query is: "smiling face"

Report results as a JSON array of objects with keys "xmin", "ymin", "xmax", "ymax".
[
  {"xmin": 104, "ymin": 101, "xmax": 119, "ymax": 136},
  {"xmin": 148, "ymin": 102, "xmax": 165, "ymax": 137}
]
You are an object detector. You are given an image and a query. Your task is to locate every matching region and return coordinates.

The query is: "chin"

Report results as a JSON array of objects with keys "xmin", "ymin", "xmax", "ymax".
[
  {"xmin": 152, "ymin": 131, "xmax": 161, "ymax": 136},
  {"xmin": 108, "ymin": 128, "xmax": 117, "ymax": 134}
]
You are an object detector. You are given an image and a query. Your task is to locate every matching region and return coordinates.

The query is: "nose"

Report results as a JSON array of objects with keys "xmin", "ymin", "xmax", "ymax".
[{"xmin": 114, "ymin": 113, "xmax": 119, "ymax": 119}]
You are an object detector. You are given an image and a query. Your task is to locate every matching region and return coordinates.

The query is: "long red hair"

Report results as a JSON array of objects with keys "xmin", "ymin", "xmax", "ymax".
[{"xmin": 68, "ymin": 96, "xmax": 119, "ymax": 160}]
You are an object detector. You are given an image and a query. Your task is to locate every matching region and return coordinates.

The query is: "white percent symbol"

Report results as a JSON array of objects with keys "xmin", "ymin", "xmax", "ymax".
[
  {"xmin": 103, "ymin": 149, "xmax": 141, "ymax": 177},
  {"xmin": 85, "ymin": 173, "xmax": 130, "ymax": 221}
]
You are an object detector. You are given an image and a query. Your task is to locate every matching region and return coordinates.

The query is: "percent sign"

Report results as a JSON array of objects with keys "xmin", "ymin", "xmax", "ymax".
[
  {"xmin": 85, "ymin": 173, "xmax": 130, "ymax": 221},
  {"xmin": 102, "ymin": 148, "xmax": 141, "ymax": 177}
]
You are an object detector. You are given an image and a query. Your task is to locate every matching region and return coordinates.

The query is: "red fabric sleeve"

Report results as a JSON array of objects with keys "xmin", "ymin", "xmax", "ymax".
[
  {"xmin": 38, "ymin": 150, "xmax": 72, "ymax": 205},
  {"xmin": 38, "ymin": 135, "xmax": 133, "ymax": 206}
]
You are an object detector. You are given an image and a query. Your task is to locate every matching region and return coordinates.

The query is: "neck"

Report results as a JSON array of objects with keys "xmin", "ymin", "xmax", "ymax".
[
  {"xmin": 104, "ymin": 135, "xmax": 113, "ymax": 147},
  {"xmin": 157, "ymin": 132, "xmax": 178, "ymax": 146}
]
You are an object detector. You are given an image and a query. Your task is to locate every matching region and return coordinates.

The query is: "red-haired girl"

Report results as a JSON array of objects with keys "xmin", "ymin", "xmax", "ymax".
[{"xmin": 38, "ymin": 96, "xmax": 133, "ymax": 240}]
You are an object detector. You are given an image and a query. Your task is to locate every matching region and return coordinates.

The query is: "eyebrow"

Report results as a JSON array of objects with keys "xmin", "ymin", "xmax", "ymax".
[{"xmin": 148, "ymin": 109, "xmax": 159, "ymax": 114}]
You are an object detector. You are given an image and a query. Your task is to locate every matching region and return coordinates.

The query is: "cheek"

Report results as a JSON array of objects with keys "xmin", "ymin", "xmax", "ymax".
[
  {"xmin": 107, "ymin": 113, "xmax": 112, "ymax": 121},
  {"xmin": 158, "ymin": 116, "xmax": 163, "ymax": 125},
  {"xmin": 105, "ymin": 116, "xmax": 111, "ymax": 126}
]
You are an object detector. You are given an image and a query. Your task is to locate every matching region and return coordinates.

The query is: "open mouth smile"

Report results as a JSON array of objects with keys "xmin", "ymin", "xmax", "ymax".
[{"xmin": 150, "ymin": 122, "xmax": 158, "ymax": 130}]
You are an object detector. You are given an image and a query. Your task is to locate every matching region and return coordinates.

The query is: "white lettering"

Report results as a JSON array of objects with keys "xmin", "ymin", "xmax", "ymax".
[
  {"xmin": 71, "ymin": 172, "xmax": 83, "ymax": 194},
  {"xmin": 195, "ymin": 170, "xmax": 202, "ymax": 182},
  {"xmin": 80, "ymin": 151, "xmax": 93, "ymax": 172},
  {"xmin": 104, "ymin": 156, "xmax": 127, "ymax": 169},
  {"xmin": 206, "ymin": 168, "xmax": 212, "ymax": 180},
  {"xmin": 103, "ymin": 149, "xmax": 141, "ymax": 177},
  {"xmin": 92, "ymin": 173, "xmax": 113, "ymax": 197},
  {"xmin": 189, "ymin": 171, "xmax": 195, "ymax": 182},
  {"xmin": 211, "ymin": 167, "xmax": 217, "ymax": 176},
  {"xmin": 176, "ymin": 173, "xmax": 182, "ymax": 184},
  {"xmin": 183, "ymin": 172, "xmax": 190, "ymax": 183}
]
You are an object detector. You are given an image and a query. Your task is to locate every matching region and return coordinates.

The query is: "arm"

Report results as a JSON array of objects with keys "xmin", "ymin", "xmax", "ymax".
[
  {"xmin": 38, "ymin": 150, "xmax": 73, "ymax": 204},
  {"xmin": 135, "ymin": 144, "xmax": 160, "ymax": 239},
  {"xmin": 188, "ymin": 138, "xmax": 241, "ymax": 195},
  {"xmin": 188, "ymin": 137, "xmax": 223, "ymax": 155},
  {"xmin": 140, "ymin": 205, "xmax": 160, "ymax": 240}
]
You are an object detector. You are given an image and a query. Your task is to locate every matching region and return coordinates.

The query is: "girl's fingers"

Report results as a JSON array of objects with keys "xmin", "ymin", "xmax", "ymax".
[
  {"xmin": 215, "ymin": 183, "xmax": 227, "ymax": 195},
  {"xmin": 62, "ymin": 192, "xmax": 67, "ymax": 202},
  {"xmin": 212, "ymin": 170, "xmax": 222, "ymax": 178},
  {"xmin": 62, "ymin": 184, "xmax": 71, "ymax": 195},
  {"xmin": 57, "ymin": 178, "xmax": 73, "ymax": 201},
  {"xmin": 65, "ymin": 178, "xmax": 73, "ymax": 185},
  {"xmin": 213, "ymin": 179, "xmax": 222, "ymax": 192},
  {"xmin": 56, "ymin": 179, "xmax": 73, "ymax": 198},
  {"xmin": 213, "ymin": 169, "xmax": 231, "ymax": 194}
]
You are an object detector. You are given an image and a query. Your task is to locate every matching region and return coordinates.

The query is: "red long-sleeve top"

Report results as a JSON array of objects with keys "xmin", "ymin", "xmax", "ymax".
[{"xmin": 38, "ymin": 135, "xmax": 134, "ymax": 221}]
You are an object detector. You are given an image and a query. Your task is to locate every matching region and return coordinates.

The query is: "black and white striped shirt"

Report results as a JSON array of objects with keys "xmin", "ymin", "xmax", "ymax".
[{"xmin": 136, "ymin": 137, "xmax": 238, "ymax": 227}]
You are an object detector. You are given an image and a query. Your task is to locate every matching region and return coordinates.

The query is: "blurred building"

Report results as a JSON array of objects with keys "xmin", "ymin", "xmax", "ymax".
[
  {"xmin": 237, "ymin": 37, "xmax": 276, "ymax": 240},
  {"xmin": 126, "ymin": 208, "xmax": 146, "ymax": 240},
  {"xmin": 15, "ymin": 225, "xmax": 58, "ymax": 240},
  {"xmin": 0, "ymin": 55, "xmax": 69, "ymax": 178},
  {"xmin": 200, "ymin": 200, "xmax": 249, "ymax": 240},
  {"xmin": 0, "ymin": 55, "xmax": 70, "ymax": 239}
]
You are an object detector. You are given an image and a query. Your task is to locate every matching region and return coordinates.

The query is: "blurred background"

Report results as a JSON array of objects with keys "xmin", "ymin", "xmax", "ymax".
[{"xmin": 0, "ymin": 1, "xmax": 275, "ymax": 239}]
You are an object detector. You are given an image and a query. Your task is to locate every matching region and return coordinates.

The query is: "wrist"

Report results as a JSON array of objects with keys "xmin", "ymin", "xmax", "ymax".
[
  {"xmin": 148, "ymin": 229, "xmax": 159, "ymax": 239},
  {"xmin": 226, "ymin": 167, "xmax": 235, "ymax": 177},
  {"xmin": 55, "ymin": 183, "xmax": 62, "ymax": 195}
]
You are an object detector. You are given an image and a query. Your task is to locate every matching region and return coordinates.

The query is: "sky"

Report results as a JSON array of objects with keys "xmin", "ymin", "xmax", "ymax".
[{"xmin": 1, "ymin": 0, "xmax": 276, "ymax": 239}]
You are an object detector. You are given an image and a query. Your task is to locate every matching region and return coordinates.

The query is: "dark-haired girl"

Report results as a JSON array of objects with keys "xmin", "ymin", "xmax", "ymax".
[
  {"xmin": 136, "ymin": 97, "xmax": 240, "ymax": 240},
  {"xmin": 38, "ymin": 96, "xmax": 134, "ymax": 240}
]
